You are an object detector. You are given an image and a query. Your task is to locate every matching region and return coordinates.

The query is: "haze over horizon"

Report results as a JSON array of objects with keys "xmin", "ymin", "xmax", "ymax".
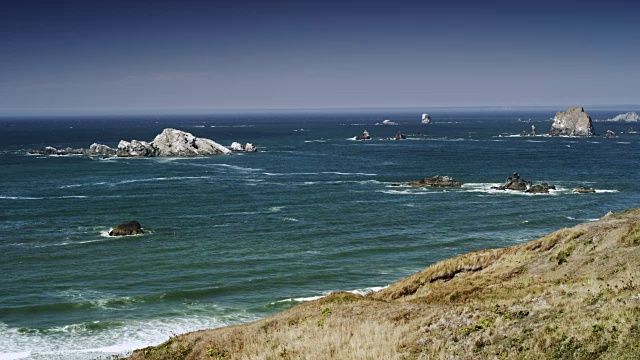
[{"xmin": 1, "ymin": 0, "xmax": 639, "ymax": 114}]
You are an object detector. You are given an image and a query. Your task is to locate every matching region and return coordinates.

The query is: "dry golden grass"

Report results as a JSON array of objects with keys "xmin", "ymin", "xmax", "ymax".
[{"xmin": 127, "ymin": 208, "xmax": 640, "ymax": 360}]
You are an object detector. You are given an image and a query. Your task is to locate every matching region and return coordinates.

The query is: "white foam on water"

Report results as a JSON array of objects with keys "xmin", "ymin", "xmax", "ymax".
[
  {"xmin": 282, "ymin": 218, "xmax": 299, "ymax": 222},
  {"xmin": 0, "ymin": 313, "xmax": 260, "ymax": 360},
  {"xmin": 0, "ymin": 196, "xmax": 43, "ymax": 200},
  {"xmin": 117, "ymin": 176, "xmax": 211, "ymax": 185},
  {"xmin": 211, "ymin": 164, "xmax": 263, "ymax": 172},
  {"xmin": 594, "ymin": 189, "xmax": 619, "ymax": 193},
  {"xmin": 0, "ymin": 352, "xmax": 31, "ymax": 360},
  {"xmin": 304, "ymin": 139, "xmax": 328, "ymax": 143},
  {"xmin": 616, "ymin": 141, "xmax": 631, "ymax": 144},
  {"xmin": 269, "ymin": 206, "xmax": 284, "ymax": 212},
  {"xmin": 379, "ymin": 189, "xmax": 437, "ymax": 195}
]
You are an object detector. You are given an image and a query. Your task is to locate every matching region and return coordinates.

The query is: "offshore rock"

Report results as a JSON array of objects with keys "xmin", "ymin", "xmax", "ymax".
[
  {"xmin": 395, "ymin": 131, "xmax": 407, "ymax": 140},
  {"xmin": 29, "ymin": 145, "xmax": 115, "ymax": 156},
  {"xmin": 492, "ymin": 173, "xmax": 556, "ymax": 193},
  {"xmin": 244, "ymin": 143, "xmax": 257, "ymax": 152},
  {"xmin": 109, "ymin": 221, "xmax": 144, "ymax": 236},
  {"xmin": 150, "ymin": 128, "xmax": 231, "ymax": 156},
  {"xmin": 230, "ymin": 142, "xmax": 257, "ymax": 152},
  {"xmin": 117, "ymin": 140, "xmax": 156, "ymax": 157},
  {"xmin": 355, "ymin": 130, "xmax": 371, "ymax": 140},
  {"xmin": 88, "ymin": 143, "xmax": 116, "ymax": 155},
  {"xmin": 230, "ymin": 142, "xmax": 244, "ymax": 151},
  {"xmin": 610, "ymin": 112, "xmax": 640, "ymax": 122},
  {"xmin": 406, "ymin": 175, "xmax": 463, "ymax": 187},
  {"xmin": 525, "ymin": 183, "xmax": 556, "ymax": 194},
  {"xmin": 29, "ymin": 128, "xmax": 243, "ymax": 157},
  {"xmin": 377, "ymin": 119, "xmax": 398, "ymax": 126},
  {"xmin": 574, "ymin": 186, "xmax": 596, "ymax": 194},
  {"xmin": 604, "ymin": 130, "xmax": 616, "ymax": 139},
  {"xmin": 549, "ymin": 106, "xmax": 595, "ymax": 136},
  {"xmin": 421, "ymin": 113, "xmax": 432, "ymax": 124}
]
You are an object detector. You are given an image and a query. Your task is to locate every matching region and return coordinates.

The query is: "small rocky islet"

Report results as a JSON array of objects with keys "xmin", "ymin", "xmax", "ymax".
[
  {"xmin": 109, "ymin": 220, "xmax": 144, "ymax": 236},
  {"xmin": 29, "ymin": 128, "xmax": 258, "ymax": 157}
]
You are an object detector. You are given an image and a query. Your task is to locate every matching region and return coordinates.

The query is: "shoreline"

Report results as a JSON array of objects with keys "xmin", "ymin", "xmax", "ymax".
[{"xmin": 127, "ymin": 208, "xmax": 640, "ymax": 359}]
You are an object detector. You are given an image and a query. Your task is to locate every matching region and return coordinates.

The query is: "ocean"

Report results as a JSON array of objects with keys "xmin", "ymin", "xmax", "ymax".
[{"xmin": 0, "ymin": 109, "xmax": 638, "ymax": 359}]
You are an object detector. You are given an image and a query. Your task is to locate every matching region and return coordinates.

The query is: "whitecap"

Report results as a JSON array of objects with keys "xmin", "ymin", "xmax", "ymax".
[
  {"xmin": 282, "ymin": 218, "xmax": 299, "ymax": 222},
  {"xmin": 211, "ymin": 164, "xmax": 263, "ymax": 172},
  {"xmin": 594, "ymin": 189, "xmax": 619, "ymax": 193},
  {"xmin": 269, "ymin": 206, "xmax": 284, "ymax": 212},
  {"xmin": 616, "ymin": 141, "xmax": 631, "ymax": 144},
  {"xmin": 0, "ymin": 351, "xmax": 31, "ymax": 360},
  {"xmin": 378, "ymin": 189, "xmax": 436, "ymax": 195}
]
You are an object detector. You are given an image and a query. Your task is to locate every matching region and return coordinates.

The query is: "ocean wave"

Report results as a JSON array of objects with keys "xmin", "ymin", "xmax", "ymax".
[
  {"xmin": 282, "ymin": 217, "xmax": 299, "ymax": 222},
  {"xmin": 616, "ymin": 141, "xmax": 631, "ymax": 144},
  {"xmin": 0, "ymin": 195, "xmax": 88, "ymax": 201},
  {"xmin": 378, "ymin": 189, "xmax": 437, "ymax": 195},
  {"xmin": 304, "ymin": 139, "xmax": 328, "ymax": 143},
  {"xmin": 269, "ymin": 206, "xmax": 284, "ymax": 212},
  {"xmin": 272, "ymin": 286, "xmax": 388, "ymax": 305},
  {"xmin": 566, "ymin": 216, "xmax": 599, "ymax": 222},
  {"xmin": 211, "ymin": 164, "xmax": 263, "ymax": 172},
  {"xmin": 263, "ymin": 171, "xmax": 377, "ymax": 177},
  {"xmin": 209, "ymin": 124, "xmax": 256, "ymax": 128},
  {"xmin": 0, "ymin": 311, "xmax": 259, "ymax": 360},
  {"xmin": 117, "ymin": 176, "xmax": 211, "ymax": 185}
]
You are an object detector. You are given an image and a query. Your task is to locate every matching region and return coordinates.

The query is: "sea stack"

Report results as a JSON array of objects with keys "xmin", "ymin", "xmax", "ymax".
[
  {"xmin": 611, "ymin": 112, "xmax": 640, "ymax": 122},
  {"xmin": 421, "ymin": 113, "xmax": 432, "ymax": 124},
  {"xmin": 109, "ymin": 221, "xmax": 144, "ymax": 236},
  {"xmin": 549, "ymin": 107, "xmax": 595, "ymax": 136}
]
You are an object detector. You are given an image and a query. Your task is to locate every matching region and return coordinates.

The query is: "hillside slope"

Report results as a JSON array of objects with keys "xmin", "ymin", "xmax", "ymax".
[{"xmin": 128, "ymin": 208, "xmax": 640, "ymax": 359}]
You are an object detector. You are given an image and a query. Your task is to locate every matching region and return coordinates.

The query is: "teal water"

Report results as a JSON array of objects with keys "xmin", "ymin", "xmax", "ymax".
[{"xmin": 0, "ymin": 110, "xmax": 638, "ymax": 359}]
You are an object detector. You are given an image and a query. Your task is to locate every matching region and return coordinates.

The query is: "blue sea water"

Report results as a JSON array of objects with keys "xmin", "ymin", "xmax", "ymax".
[{"xmin": 0, "ymin": 109, "xmax": 638, "ymax": 359}]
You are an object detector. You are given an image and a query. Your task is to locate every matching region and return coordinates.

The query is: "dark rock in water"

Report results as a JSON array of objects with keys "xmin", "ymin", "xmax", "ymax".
[
  {"xmin": 626, "ymin": 127, "xmax": 638, "ymax": 134},
  {"xmin": 407, "ymin": 175, "xmax": 463, "ymax": 187},
  {"xmin": 574, "ymin": 186, "xmax": 596, "ymax": 194},
  {"xmin": 549, "ymin": 106, "xmax": 595, "ymax": 136},
  {"xmin": 395, "ymin": 131, "xmax": 406, "ymax": 140},
  {"xmin": 503, "ymin": 172, "xmax": 531, "ymax": 190},
  {"xmin": 491, "ymin": 173, "xmax": 556, "ymax": 194},
  {"xmin": 109, "ymin": 221, "xmax": 144, "ymax": 236},
  {"xmin": 525, "ymin": 183, "xmax": 556, "ymax": 194},
  {"xmin": 604, "ymin": 130, "xmax": 616, "ymax": 139},
  {"xmin": 355, "ymin": 130, "xmax": 371, "ymax": 140}
]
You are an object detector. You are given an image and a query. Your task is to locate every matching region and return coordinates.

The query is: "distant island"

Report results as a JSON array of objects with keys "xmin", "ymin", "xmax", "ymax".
[
  {"xmin": 128, "ymin": 208, "xmax": 640, "ymax": 359},
  {"xmin": 29, "ymin": 128, "xmax": 257, "ymax": 157}
]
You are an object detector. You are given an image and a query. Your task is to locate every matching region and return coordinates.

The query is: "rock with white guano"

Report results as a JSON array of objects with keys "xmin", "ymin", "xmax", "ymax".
[{"xmin": 549, "ymin": 107, "xmax": 595, "ymax": 136}]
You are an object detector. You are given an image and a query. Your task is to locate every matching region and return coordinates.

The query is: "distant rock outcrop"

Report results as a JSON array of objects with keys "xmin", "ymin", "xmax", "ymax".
[
  {"xmin": 230, "ymin": 142, "xmax": 257, "ymax": 152},
  {"xmin": 29, "ymin": 128, "xmax": 255, "ymax": 157},
  {"xmin": 395, "ymin": 131, "xmax": 406, "ymax": 140},
  {"xmin": 421, "ymin": 113, "xmax": 432, "ymax": 124},
  {"xmin": 574, "ymin": 186, "xmax": 596, "ymax": 194},
  {"xmin": 610, "ymin": 112, "xmax": 640, "ymax": 122},
  {"xmin": 604, "ymin": 130, "xmax": 616, "ymax": 139},
  {"xmin": 549, "ymin": 107, "xmax": 595, "ymax": 136},
  {"xmin": 29, "ymin": 144, "xmax": 116, "ymax": 156},
  {"xmin": 355, "ymin": 130, "xmax": 371, "ymax": 140},
  {"xmin": 149, "ymin": 128, "xmax": 231, "ymax": 156},
  {"xmin": 402, "ymin": 175, "xmax": 463, "ymax": 187},
  {"xmin": 377, "ymin": 120, "xmax": 398, "ymax": 126},
  {"xmin": 109, "ymin": 221, "xmax": 144, "ymax": 236},
  {"xmin": 491, "ymin": 173, "xmax": 556, "ymax": 193}
]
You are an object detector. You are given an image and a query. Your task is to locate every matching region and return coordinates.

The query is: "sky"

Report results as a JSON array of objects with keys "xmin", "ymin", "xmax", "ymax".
[{"xmin": 0, "ymin": 0, "xmax": 639, "ymax": 113}]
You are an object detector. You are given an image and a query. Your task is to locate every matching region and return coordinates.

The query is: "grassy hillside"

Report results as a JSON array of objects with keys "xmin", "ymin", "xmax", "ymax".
[{"xmin": 127, "ymin": 208, "xmax": 640, "ymax": 359}]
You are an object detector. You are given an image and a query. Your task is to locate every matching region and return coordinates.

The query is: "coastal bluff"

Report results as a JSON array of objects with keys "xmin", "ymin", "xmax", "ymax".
[{"xmin": 128, "ymin": 208, "xmax": 640, "ymax": 359}]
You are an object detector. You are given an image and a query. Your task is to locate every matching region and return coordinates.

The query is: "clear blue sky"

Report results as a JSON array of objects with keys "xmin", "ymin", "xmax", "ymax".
[{"xmin": 1, "ymin": 0, "xmax": 638, "ymax": 113}]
